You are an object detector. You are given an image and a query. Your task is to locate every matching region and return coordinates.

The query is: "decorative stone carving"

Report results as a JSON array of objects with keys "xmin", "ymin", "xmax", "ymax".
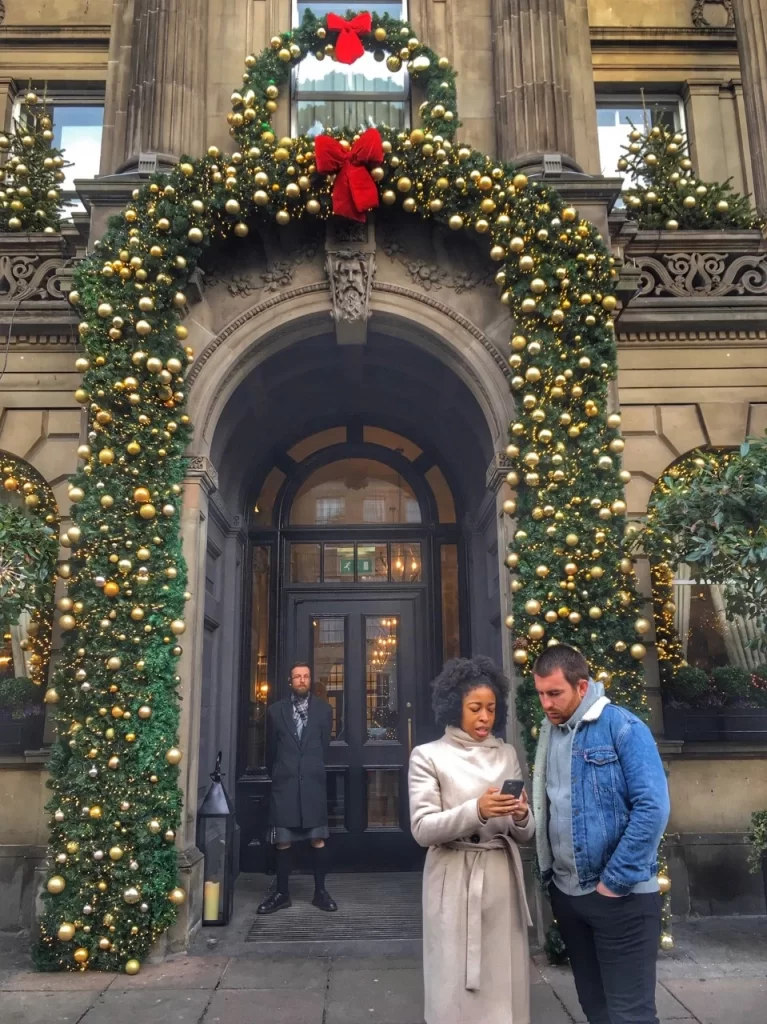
[
  {"xmin": 184, "ymin": 455, "xmax": 219, "ymax": 494},
  {"xmin": 633, "ymin": 251, "xmax": 767, "ymax": 298},
  {"xmin": 326, "ymin": 249, "xmax": 375, "ymax": 323},
  {"xmin": 0, "ymin": 1, "xmax": 5, "ymax": 26},
  {"xmin": 0, "ymin": 254, "xmax": 69, "ymax": 303},
  {"xmin": 486, "ymin": 452, "xmax": 513, "ymax": 492},
  {"xmin": 203, "ymin": 244, "xmax": 319, "ymax": 298},
  {"xmin": 383, "ymin": 239, "xmax": 493, "ymax": 293},
  {"xmin": 691, "ymin": 0, "xmax": 734, "ymax": 29}
]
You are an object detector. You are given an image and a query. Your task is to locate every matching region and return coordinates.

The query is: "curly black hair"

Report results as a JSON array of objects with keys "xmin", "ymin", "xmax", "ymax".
[{"xmin": 431, "ymin": 656, "xmax": 509, "ymax": 733}]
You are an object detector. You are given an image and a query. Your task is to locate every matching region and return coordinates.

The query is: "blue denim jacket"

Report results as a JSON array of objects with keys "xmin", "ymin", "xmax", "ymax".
[{"xmin": 532, "ymin": 696, "xmax": 670, "ymax": 897}]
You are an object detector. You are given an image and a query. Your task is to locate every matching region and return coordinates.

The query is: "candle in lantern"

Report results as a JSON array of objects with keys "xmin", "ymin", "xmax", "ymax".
[{"xmin": 203, "ymin": 880, "xmax": 220, "ymax": 922}]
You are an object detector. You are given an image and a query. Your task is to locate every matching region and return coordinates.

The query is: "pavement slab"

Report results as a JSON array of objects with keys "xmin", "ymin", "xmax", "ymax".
[
  {"xmin": 219, "ymin": 955, "xmax": 329, "ymax": 990},
  {"xmin": 661, "ymin": 977, "xmax": 767, "ymax": 1024},
  {"xmin": 80, "ymin": 989, "xmax": 212, "ymax": 1024},
  {"xmin": 326, "ymin": 965, "xmax": 424, "ymax": 1024},
  {"xmin": 108, "ymin": 955, "xmax": 228, "ymax": 991},
  {"xmin": 0, "ymin": 991, "xmax": 97, "ymax": 1024},
  {"xmin": 2, "ymin": 968, "xmax": 116, "ymax": 991},
  {"xmin": 538, "ymin": 966, "xmax": 695, "ymax": 1022},
  {"xmin": 203, "ymin": 988, "xmax": 325, "ymax": 1024}
]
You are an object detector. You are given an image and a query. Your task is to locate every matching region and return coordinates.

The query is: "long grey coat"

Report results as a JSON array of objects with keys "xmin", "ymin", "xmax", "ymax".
[
  {"xmin": 265, "ymin": 696, "xmax": 332, "ymax": 829},
  {"xmin": 409, "ymin": 728, "xmax": 535, "ymax": 1024}
]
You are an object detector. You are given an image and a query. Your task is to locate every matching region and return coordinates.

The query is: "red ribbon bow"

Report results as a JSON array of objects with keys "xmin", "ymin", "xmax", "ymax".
[
  {"xmin": 315, "ymin": 128, "xmax": 384, "ymax": 222},
  {"xmin": 327, "ymin": 12, "xmax": 372, "ymax": 64}
]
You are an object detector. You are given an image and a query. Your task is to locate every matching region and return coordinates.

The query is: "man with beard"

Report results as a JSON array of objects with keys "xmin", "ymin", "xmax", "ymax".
[{"xmin": 257, "ymin": 662, "xmax": 338, "ymax": 914}]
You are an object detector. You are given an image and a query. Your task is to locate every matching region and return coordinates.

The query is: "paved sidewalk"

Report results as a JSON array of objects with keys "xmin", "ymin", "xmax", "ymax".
[{"xmin": 0, "ymin": 917, "xmax": 764, "ymax": 1023}]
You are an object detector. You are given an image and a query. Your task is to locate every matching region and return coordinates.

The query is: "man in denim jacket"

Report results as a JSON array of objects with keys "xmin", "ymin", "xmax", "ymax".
[{"xmin": 532, "ymin": 644, "xmax": 670, "ymax": 1024}]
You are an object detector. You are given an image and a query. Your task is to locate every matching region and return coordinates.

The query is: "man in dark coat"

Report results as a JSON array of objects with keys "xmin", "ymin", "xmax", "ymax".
[{"xmin": 257, "ymin": 662, "xmax": 338, "ymax": 914}]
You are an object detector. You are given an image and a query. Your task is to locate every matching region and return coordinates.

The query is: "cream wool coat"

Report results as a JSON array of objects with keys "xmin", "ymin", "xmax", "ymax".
[{"xmin": 409, "ymin": 727, "xmax": 535, "ymax": 1024}]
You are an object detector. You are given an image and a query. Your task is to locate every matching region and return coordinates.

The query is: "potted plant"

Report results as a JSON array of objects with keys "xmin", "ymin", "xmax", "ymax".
[
  {"xmin": 746, "ymin": 810, "xmax": 767, "ymax": 912},
  {"xmin": 0, "ymin": 675, "xmax": 45, "ymax": 753},
  {"xmin": 662, "ymin": 664, "xmax": 767, "ymax": 742}
]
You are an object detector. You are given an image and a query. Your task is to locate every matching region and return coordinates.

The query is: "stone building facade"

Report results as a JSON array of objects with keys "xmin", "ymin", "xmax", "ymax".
[{"xmin": 1, "ymin": 0, "xmax": 766, "ymax": 942}]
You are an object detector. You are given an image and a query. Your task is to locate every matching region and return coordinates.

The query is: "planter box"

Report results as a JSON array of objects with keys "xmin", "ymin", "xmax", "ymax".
[
  {"xmin": 763, "ymin": 854, "xmax": 767, "ymax": 915},
  {"xmin": 663, "ymin": 706, "xmax": 767, "ymax": 743},
  {"xmin": 0, "ymin": 715, "xmax": 44, "ymax": 755}
]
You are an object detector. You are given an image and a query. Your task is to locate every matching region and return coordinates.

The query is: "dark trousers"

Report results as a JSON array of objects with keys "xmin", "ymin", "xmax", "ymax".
[{"xmin": 550, "ymin": 883, "xmax": 663, "ymax": 1024}]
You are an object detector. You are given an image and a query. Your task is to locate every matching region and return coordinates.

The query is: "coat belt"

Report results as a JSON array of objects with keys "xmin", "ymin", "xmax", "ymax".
[{"xmin": 445, "ymin": 833, "xmax": 532, "ymax": 992}]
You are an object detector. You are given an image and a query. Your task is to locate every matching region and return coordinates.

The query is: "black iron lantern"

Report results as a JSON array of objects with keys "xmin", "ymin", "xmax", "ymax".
[{"xmin": 197, "ymin": 752, "xmax": 235, "ymax": 926}]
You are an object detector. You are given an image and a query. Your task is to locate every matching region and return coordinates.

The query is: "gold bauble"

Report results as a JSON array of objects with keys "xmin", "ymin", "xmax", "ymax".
[
  {"xmin": 188, "ymin": 227, "xmax": 204, "ymax": 243},
  {"xmin": 97, "ymin": 302, "xmax": 113, "ymax": 319},
  {"xmin": 635, "ymin": 617, "xmax": 651, "ymax": 635},
  {"xmin": 658, "ymin": 874, "xmax": 671, "ymax": 894},
  {"xmin": 139, "ymin": 504, "xmax": 157, "ymax": 520},
  {"xmin": 138, "ymin": 705, "xmax": 152, "ymax": 720},
  {"xmin": 44, "ymin": 688, "xmax": 60, "ymax": 704},
  {"xmin": 166, "ymin": 746, "xmax": 183, "ymax": 765},
  {"xmin": 125, "ymin": 959, "xmax": 141, "ymax": 975},
  {"xmin": 73, "ymin": 947, "xmax": 89, "ymax": 964},
  {"xmin": 398, "ymin": 179, "xmax": 414, "ymax": 196},
  {"xmin": 448, "ymin": 215, "xmax": 464, "ymax": 231},
  {"xmin": 109, "ymin": 846, "xmax": 124, "ymax": 861},
  {"xmin": 89, "ymin": 805, "xmax": 102, "ymax": 819},
  {"xmin": 659, "ymin": 933, "xmax": 674, "ymax": 951},
  {"xmin": 619, "ymin": 558, "xmax": 632, "ymax": 574},
  {"xmin": 589, "ymin": 606, "xmax": 603, "ymax": 620},
  {"xmin": 630, "ymin": 643, "xmax": 647, "ymax": 660},
  {"xmin": 503, "ymin": 499, "xmax": 517, "ymax": 516},
  {"xmin": 135, "ymin": 320, "xmax": 152, "ymax": 336},
  {"xmin": 170, "ymin": 619, "xmax": 186, "ymax": 635},
  {"xmin": 47, "ymin": 875, "xmax": 66, "ymax": 894},
  {"xmin": 99, "ymin": 448, "xmax": 115, "ymax": 465},
  {"xmin": 513, "ymin": 649, "xmax": 529, "ymax": 665},
  {"xmin": 107, "ymin": 657, "xmax": 122, "ymax": 671},
  {"xmin": 561, "ymin": 206, "xmax": 577, "ymax": 222},
  {"xmin": 275, "ymin": 210, "xmax": 291, "ymax": 225},
  {"xmin": 564, "ymin": 562, "xmax": 578, "ymax": 576},
  {"xmin": 614, "ymin": 640, "xmax": 627, "ymax": 653},
  {"xmin": 536, "ymin": 565, "xmax": 550, "ymax": 578},
  {"xmin": 103, "ymin": 581, "xmax": 120, "ymax": 598},
  {"xmin": 168, "ymin": 887, "xmax": 186, "ymax": 905},
  {"xmin": 58, "ymin": 922, "xmax": 76, "ymax": 941},
  {"xmin": 528, "ymin": 623, "xmax": 545, "ymax": 641},
  {"xmin": 124, "ymin": 887, "xmax": 141, "ymax": 905},
  {"xmin": 59, "ymin": 614, "xmax": 76, "ymax": 631}
]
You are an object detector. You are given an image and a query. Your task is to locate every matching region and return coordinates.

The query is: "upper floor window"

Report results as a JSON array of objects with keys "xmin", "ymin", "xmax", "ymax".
[
  {"xmin": 15, "ymin": 89, "xmax": 104, "ymax": 216},
  {"xmin": 596, "ymin": 96, "xmax": 684, "ymax": 186},
  {"xmin": 292, "ymin": 2, "xmax": 409, "ymax": 137},
  {"xmin": 290, "ymin": 458, "xmax": 422, "ymax": 526}
]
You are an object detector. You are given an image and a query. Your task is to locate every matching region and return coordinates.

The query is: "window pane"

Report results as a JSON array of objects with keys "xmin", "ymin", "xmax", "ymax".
[
  {"xmin": 440, "ymin": 545, "xmax": 461, "ymax": 662},
  {"xmin": 323, "ymin": 544, "xmax": 355, "ymax": 583},
  {"xmin": 326, "ymin": 771, "xmax": 346, "ymax": 828},
  {"xmin": 290, "ymin": 543, "xmax": 321, "ymax": 583},
  {"xmin": 253, "ymin": 467, "xmax": 286, "ymax": 526},
  {"xmin": 0, "ymin": 629, "xmax": 14, "ymax": 679},
  {"xmin": 52, "ymin": 106, "xmax": 104, "ymax": 189},
  {"xmin": 358, "ymin": 543, "xmax": 388, "ymax": 583},
  {"xmin": 296, "ymin": 50, "xmax": 406, "ymax": 94},
  {"xmin": 313, "ymin": 616, "xmax": 346, "ymax": 739},
  {"xmin": 291, "ymin": 458, "xmax": 421, "ymax": 525},
  {"xmin": 288, "ymin": 427, "xmax": 346, "ymax": 462},
  {"xmin": 298, "ymin": 1, "xmax": 403, "ymax": 18},
  {"xmin": 363, "ymin": 426, "xmax": 422, "ymax": 460},
  {"xmin": 247, "ymin": 547, "xmax": 271, "ymax": 769},
  {"xmin": 366, "ymin": 616, "xmax": 399, "ymax": 742},
  {"xmin": 296, "ymin": 98, "xmax": 407, "ymax": 137},
  {"xmin": 425, "ymin": 465, "xmax": 457, "ymax": 523},
  {"xmin": 596, "ymin": 101, "xmax": 681, "ymax": 185},
  {"xmin": 391, "ymin": 543, "xmax": 422, "ymax": 583},
  {"xmin": 367, "ymin": 770, "xmax": 400, "ymax": 828}
]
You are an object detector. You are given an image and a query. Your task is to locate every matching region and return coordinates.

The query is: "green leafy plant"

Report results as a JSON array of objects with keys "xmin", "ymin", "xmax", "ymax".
[
  {"xmin": 667, "ymin": 665, "xmax": 709, "ymax": 706},
  {"xmin": 641, "ymin": 437, "xmax": 767, "ymax": 657},
  {"xmin": 746, "ymin": 810, "xmax": 767, "ymax": 873},
  {"xmin": 0, "ymin": 676, "xmax": 42, "ymax": 718},
  {"xmin": 0, "ymin": 504, "xmax": 58, "ymax": 628},
  {"xmin": 619, "ymin": 119, "xmax": 762, "ymax": 231},
  {"xmin": 711, "ymin": 665, "xmax": 752, "ymax": 704}
]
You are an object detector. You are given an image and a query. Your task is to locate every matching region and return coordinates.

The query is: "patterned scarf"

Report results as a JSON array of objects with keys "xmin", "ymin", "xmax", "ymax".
[{"xmin": 292, "ymin": 692, "xmax": 310, "ymax": 738}]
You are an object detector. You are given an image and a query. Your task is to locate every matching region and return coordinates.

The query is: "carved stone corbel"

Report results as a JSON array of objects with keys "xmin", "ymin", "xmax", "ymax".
[{"xmin": 325, "ymin": 219, "xmax": 376, "ymax": 345}]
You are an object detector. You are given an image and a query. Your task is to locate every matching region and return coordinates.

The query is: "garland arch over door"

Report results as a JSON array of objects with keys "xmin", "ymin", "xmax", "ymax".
[{"xmin": 41, "ymin": 8, "xmax": 650, "ymax": 973}]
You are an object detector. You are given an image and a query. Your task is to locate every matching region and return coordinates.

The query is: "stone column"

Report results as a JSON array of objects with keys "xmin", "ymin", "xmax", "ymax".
[
  {"xmin": 491, "ymin": 0, "xmax": 579, "ymax": 171},
  {"xmin": 119, "ymin": 0, "xmax": 209, "ymax": 172},
  {"xmin": 732, "ymin": 0, "xmax": 767, "ymax": 212}
]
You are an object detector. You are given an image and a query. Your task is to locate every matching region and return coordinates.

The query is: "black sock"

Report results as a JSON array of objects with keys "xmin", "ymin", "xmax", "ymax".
[
  {"xmin": 276, "ymin": 847, "xmax": 292, "ymax": 896},
  {"xmin": 312, "ymin": 844, "xmax": 329, "ymax": 893}
]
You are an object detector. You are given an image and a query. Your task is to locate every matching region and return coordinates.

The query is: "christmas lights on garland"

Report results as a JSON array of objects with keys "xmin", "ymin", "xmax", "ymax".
[
  {"xmin": 619, "ymin": 120, "xmax": 762, "ymax": 231},
  {"xmin": 0, "ymin": 91, "xmax": 71, "ymax": 233},
  {"xmin": 35, "ymin": 10, "xmax": 666, "ymax": 971},
  {"xmin": 0, "ymin": 455, "xmax": 59, "ymax": 689}
]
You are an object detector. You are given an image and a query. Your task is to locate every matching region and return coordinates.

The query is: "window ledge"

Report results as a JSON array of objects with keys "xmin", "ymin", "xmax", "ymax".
[{"xmin": 0, "ymin": 748, "xmax": 50, "ymax": 770}]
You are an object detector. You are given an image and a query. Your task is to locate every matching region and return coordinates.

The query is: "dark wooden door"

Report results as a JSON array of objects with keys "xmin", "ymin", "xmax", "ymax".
[{"xmin": 287, "ymin": 591, "xmax": 426, "ymax": 870}]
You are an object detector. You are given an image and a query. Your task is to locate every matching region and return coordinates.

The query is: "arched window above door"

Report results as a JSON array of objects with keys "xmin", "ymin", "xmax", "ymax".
[{"xmin": 289, "ymin": 457, "xmax": 422, "ymax": 526}]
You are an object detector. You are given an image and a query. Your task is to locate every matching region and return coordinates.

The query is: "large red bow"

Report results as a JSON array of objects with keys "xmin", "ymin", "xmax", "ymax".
[
  {"xmin": 327, "ymin": 12, "xmax": 372, "ymax": 64},
  {"xmin": 315, "ymin": 128, "xmax": 384, "ymax": 222}
]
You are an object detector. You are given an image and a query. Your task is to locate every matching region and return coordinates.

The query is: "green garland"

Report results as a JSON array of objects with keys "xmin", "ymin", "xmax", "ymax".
[
  {"xmin": 36, "ymin": 11, "xmax": 655, "ymax": 972},
  {"xmin": 0, "ymin": 91, "xmax": 71, "ymax": 233},
  {"xmin": 620, "ymin": 120, "xmax": 762, "ymax": 231},
  {"xmin": 0, "ymin": 503, "xmax": 58, "ymax": 629}
]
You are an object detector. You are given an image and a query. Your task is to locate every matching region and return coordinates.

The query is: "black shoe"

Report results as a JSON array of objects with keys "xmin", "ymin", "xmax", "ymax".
[
  {"xmin": 312, "ymin": 889, "xmax": 338, "ymax": 912},
  {"xmin": 257, "ymin": 891, "xmax": 292, "ymax": 915}
]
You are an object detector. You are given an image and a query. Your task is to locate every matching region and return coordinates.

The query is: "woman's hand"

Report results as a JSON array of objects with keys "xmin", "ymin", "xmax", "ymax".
[
  {"xmin": 478, "ymin": 787, "xmax": 516, "ymax": 821},
  {"xmin": 508, "ymin": 788, "xmax": 529, "ymax": 823}
]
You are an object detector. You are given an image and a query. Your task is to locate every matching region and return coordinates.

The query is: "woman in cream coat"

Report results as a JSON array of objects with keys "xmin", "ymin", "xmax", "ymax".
[{"xmin": 409, "ymin": 656, "xmax": 535, "ymax": 1024}]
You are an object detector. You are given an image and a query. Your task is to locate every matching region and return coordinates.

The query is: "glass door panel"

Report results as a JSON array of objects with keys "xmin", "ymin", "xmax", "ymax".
[
  {"xmin": 312, "ymin": 616, "xmax": 346, "ymax": 740},
  {"xmin": 366, "ymin": 616, "xmax": 399, "ymax": 743}
]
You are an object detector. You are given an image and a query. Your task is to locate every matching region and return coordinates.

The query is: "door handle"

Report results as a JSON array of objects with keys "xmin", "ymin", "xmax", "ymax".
[{"xmin": 406, "ymin": 702, "xmax": 413, "ymax": 755}]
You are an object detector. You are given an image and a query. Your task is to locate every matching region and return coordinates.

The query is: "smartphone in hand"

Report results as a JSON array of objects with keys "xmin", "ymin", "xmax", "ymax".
[{"xmin": 500, "ymin": 778, "xmax": 525, "ymax": 799}]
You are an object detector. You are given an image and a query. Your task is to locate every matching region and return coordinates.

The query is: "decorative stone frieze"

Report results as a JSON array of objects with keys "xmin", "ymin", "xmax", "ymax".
[{"xmin": 0, "ymin": 234, "xmax": 78, "ymax": 336}]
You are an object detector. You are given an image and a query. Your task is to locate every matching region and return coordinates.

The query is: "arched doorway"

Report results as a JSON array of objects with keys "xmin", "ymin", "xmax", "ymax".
[{"xmin": 201, "ymin": 321, "xmax": 504, "ymax": 872}]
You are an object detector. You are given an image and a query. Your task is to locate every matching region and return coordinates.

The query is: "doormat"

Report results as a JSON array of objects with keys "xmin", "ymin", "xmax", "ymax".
[{"xmin": 246, "ymin": 872, "xmax": 422, "ymax": 942}]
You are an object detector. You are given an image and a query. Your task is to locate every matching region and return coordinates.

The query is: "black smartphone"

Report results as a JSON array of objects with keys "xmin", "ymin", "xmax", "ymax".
[{"xmin": 501, "ymin": 779, "xmax": 525, "ymax": 799}]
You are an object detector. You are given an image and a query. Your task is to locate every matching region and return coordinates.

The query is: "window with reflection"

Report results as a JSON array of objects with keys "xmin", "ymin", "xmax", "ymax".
[
  {"xmin": 313, "ymin": 616, "xmax": 346, "ymax": 739},
  {"xmin": 293, "ymin": 2, "xmax": 409, "ymax": 137},
  {"xmin": 440, "ymin": 545, "xmax": 460, "ymax": 662},
  {"xmin": 290, "ymin": 458, "xmax": 422, "ymax": 525},
  {"xmin": 366, "ymin": 616, "xmax": 399, "ymax": 741},
  {"xmin": 247, "ymin": 547, "xmax": 271, "ymax": 768}
]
